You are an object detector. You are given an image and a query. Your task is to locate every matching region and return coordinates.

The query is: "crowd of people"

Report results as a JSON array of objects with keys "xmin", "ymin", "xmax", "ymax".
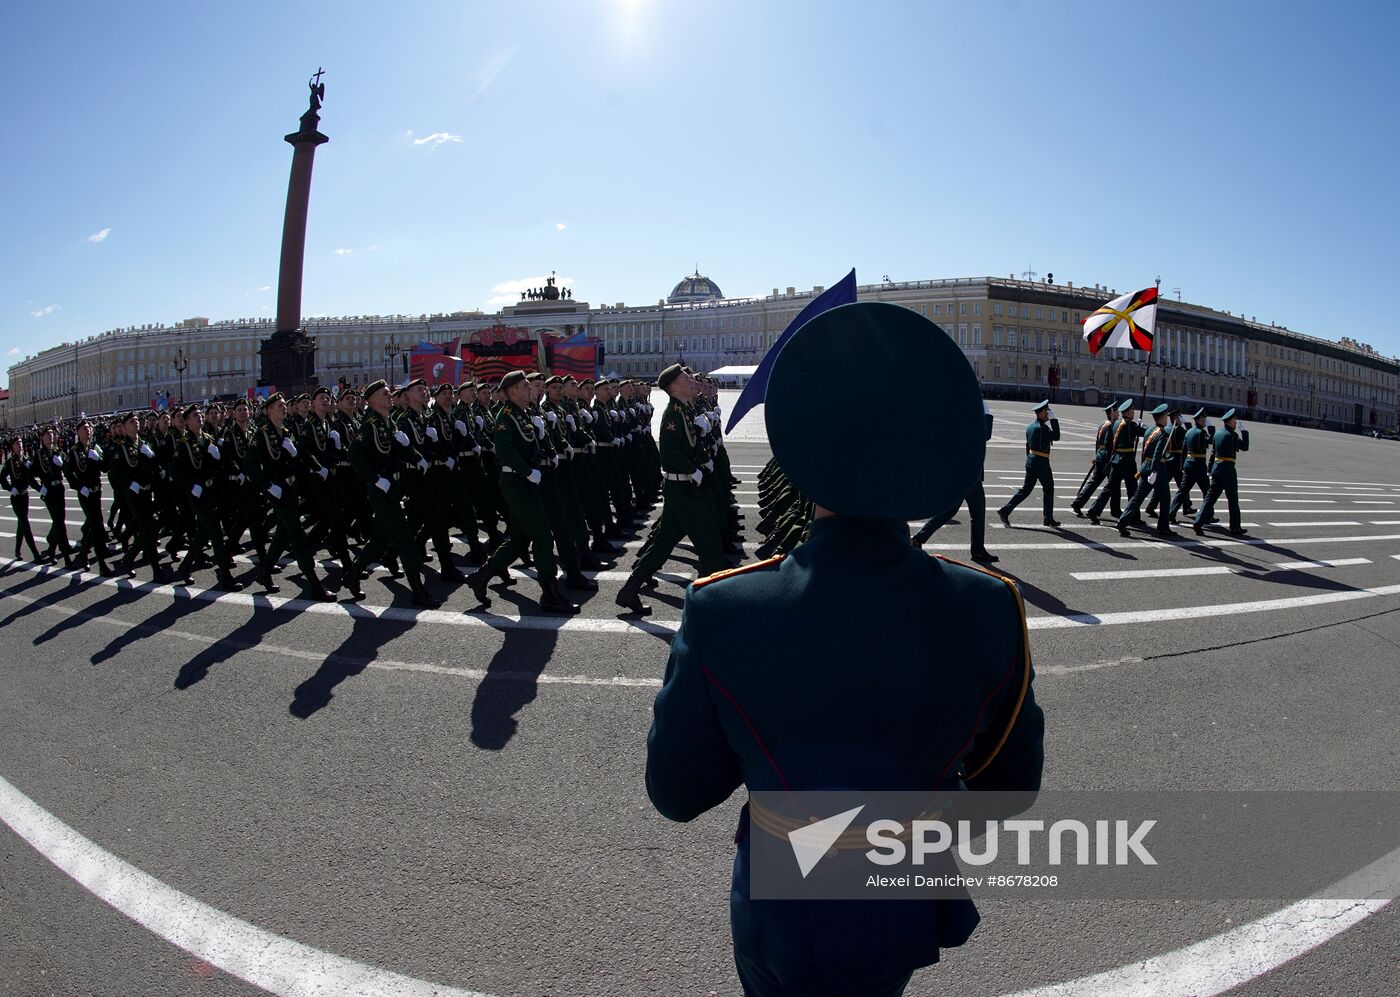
[{"xmin": 1, "ymin": 370, "xmax": 746, "ymax": 613}]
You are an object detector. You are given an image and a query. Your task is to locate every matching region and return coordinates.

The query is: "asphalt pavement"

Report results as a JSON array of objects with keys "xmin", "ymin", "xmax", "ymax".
[{"xmin": 2, "ymin": 398, "xmax": 1398, "ymax": 996}]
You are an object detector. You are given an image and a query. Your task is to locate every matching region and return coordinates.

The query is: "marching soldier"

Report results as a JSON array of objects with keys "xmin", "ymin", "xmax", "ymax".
[
  {"xmin": 996, "ymin": 399, "xmax": 1061, "ymax": 528},
  {"xmin": 245, "ymin": 393, "xmax": 336, "ymax": 601},
  {"xmin": 2, "ymin": 437, "xmax": 43, "ymax": 563},
  {"xmin": 348, "ymin": 380, "xmax": 442, "ymax": 608},
  {"xmin": 645, "ymin": 302, "xmax": 1043, "ymax": 997},
  {"xmin": 171, "ymin": 404, "xmax": 244, "ymax": 590},
  {"xmin": 64, "ymin": 420, "xmax": 113, "ymax": 575},
  {"xmin": 615, "ymin": 364, "xmax": 727, "ymax": 616},
  {"xmin": 1193, "ymin": 408, "xmax": 1251, "ymax": 537},
  {"xmin": 219, "ymin": 398, "xmax": 270, "ymax": 569},
  {"xmin": 1116, "ymin": 403, "xmax": 1176, "ymax": 538},
  {"xmin": 33, "ymin": 427, "xmax": 75, "ymax": 567},
  {"xmin": 332, "ymin": 388, "xmax": 367, "ymax": 542},
  {"xmin": 914, "ymin": 398, "xmax": 997, "ymax": 562},
  {"xmin": 298, "ymin": 386, "xmax": 361, "ymax": 597},
  {"xmin": 1086, "ymin": 398, "xmax": 1142, "ymax": 525},
  {"xmin": 108, "ymin": 412, "xmax": 170, "ymax": 582},
  {"xmin": 1169, "ymin": 407, "xmax": 1214, "ymax": 524},
  {"xmin": 397, "ymin": 379, "xmax": 466, "ymax": 584},
  {"xmin": 1145, "ymin": 407, "xmax": 1192, "ymax": 522},
  {"xmin": 1072, "ymin": 400, "xmax": 1121, "ymax": 518}
]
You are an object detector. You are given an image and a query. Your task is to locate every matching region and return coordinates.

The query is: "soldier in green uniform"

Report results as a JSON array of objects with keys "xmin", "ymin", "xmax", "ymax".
[
  {"xmin": 171, "ymin": 404, "xmax": 244, "ymax": 590},
  {"xmin": 33, "ymin": 427, "xmax": 75, "ymax": 567},
  {"xmin": 1145, "ymin": 408, "xmax": 1192, "ymax": 522},
  {"xmin": 1087, "ymin": 398, "xmax": 1142, "ymax": 525},
  {"xmin": 64, "ymin": 420, "xmax": 113, "ymax": 575},
  {"xmin": 615, "ymin": 364, "xmax": 727, "ymax": 616},
  {"xmin": 348, "ymin": 380, "xmax": 442, "ymax": 608},
  {"xmin": 466, "ymin": 370, "xmax": 580, "ymax": 615},
  {"xmin": 1072, "ymin": 400, "xmax": 1121, "ymax": 518},
  {"xmin": 1169, "ymin": 407, "xmax": 1214, "ymax": 524},
  {"xmin": 332, "ymin": 388, "xmax": 367, "ymax": 542},
  {"xmin": 2, "ymin": 437, "xmax": 43, "ymax": 563},
  {"xmin": 219, "ymin": 398, "xmax": 270, "ymax": 570},
  {"xmin": 297, "ymin": 387, "xmax": 361, "ymax": 597},
  {"xmin": 108, "ymin": 412, "xmax": 171, "ymax": 583},
  {"xmin": 1116, "ymin": 403, "xmax": 1176, "ymax": 538},
  {"xmin": 451, "ymin": 381, "xmax": 500, "ymax": 560},
  {"xmin": 245, "ymin": 393, "xmax": 336, "ymax": 601},
  {"xmin": 645, "ymin": 302, "xmax": 1043, "ymax": 997},
  {"xmin": 1193, "ymin": 409, "xmax": 1251, "ymax": 537},
  {"xmin": 996, "ymin": 400, "xmax": 1061, "ymax": 528}
]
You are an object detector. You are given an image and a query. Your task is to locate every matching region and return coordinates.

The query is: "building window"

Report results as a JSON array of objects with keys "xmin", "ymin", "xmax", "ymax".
[
  {"xmin": 933, "ymin": 304, "xmax": 941, "ymax": 317},
  {"xmin": 959, "ymin": 303, "xmax": 968, "ymax": 316},
  {"xmin": 993, "ymin": 303, "xmax": 1002, "ymax": 317},
  {"xmin": 973, "ymin": 302, "xmax": 982, "ymax": 316},
  {"xmin": 973, "ymin": 324, "xmax": 982, "ymax": 346}
]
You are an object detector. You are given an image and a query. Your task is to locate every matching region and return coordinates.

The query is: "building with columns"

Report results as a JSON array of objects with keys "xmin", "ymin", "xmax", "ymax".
[{"xmin": 6, "ymin": 272, "xmax": 1397, "ymax": 434}]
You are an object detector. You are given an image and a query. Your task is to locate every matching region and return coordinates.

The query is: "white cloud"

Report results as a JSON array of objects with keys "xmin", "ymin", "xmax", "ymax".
[
  {"xmin": 258, "ymin": 285, "xmax": 272, "ymax": 292},
  {"xmin": 364, "ymin": 245, "xmax": 380, "ymax": 252},
  {"xmin": 410, "ymin": 131, "xmax": 463, "ymax": 150},
  {"xmin": 472, "ymin": 45, "xmax": 518, "ymax": 102},
  {"xmin": 485, "ymin": 273, "xmax": 574, "ymax": 309},
  {"xmin": 29, "ymin": 304, "xmax": 60, "ymax": 318},
  {"xmin": 86, "ymin": 227, "xmax": 111, "ymax": 244},
  {"xmin": 333, "ymin": 248, "xmax": 354, "ymax": 255},
  {"xmin": 555, "ymin": 223, "xmax": 567, "ymax": 232},
  {"xmin": 6, "ymin": 347, "xmax": 20, "ymax": 357}
]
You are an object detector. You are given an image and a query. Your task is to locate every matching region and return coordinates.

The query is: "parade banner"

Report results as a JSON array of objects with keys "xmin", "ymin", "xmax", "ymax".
[
  {"xmin": 1083, "ymin": 286, "xmax": 1159, "ymax": 355},
  {"xmin": 547, "ymin": 332, "xmax": 601, "ymax": 380},
  {"xmin": 727, "ymin": 268, "xmax": 857, "ymax": 432},
  {"xmin": 410, "ymin": 337, "xmax": 463, "ymax": 387},
  {"xmin": 462, "ymin": 326, "xmax": 539, "ymax": 382}
]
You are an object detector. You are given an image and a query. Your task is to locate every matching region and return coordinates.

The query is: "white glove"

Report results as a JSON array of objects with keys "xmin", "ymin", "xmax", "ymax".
[
  {"xmin": 695, "ymin": 415, "xmax": 711, "ymax": 432},
  {"xmin": 39, "ymin": 486, "xmax": 47, "ymax": 498},
  {"xmin": 580, "ymin": 410, "xmax": 593, "ymax": 424},
  {"xmin": 139, "ymin": 443, "xmax": 154, "ymax": 458},
  {"xmin": 191, "ymin": 484, "xmax": 203, "ymax": 498},
  {"xmin": 565, "ymin": 415, "xmax": 576, "ymax": 429},
  {"xmin": 394, "ymin": 430, "xmax": 410, "ymax": 446},
  {"xmin": 1148, "ymin": 472, "xmax": 1158, "ymax": 484},
  {"xmin": 282, "ymin": 437, "xmax": 298, "ymax": 457},
  {"xmin": 79, "ymin": 486, "xmax": 90, "ymax": 498},
  {"xmin": 88, "ymin": 449, "xmax": 100, "ymax": 460},
  {"xmin": 613, "ymin": 437, "xmax": 622, "ymax": 447},
  {"xmin": 473, "ymin": 414, "xmax": 484, "ymax": 429},
  {"xmin": 237, "ymin": 473, "xmax": 246, "ymax": 484},
  {"xmin": 609, "ymin": 409, "xmax": 619, "ymax": 419},
  {"xmin": 587, "ymin": 442, "xmax": 596, "ymax": 454},
  {"xmin": 129, "ymin": 481, "xmax": 141, "ymax": 494},
  {"xmin": 417, "ymin": 457, "xmax": 429, "ymax": 472},
  {"xmin": 690, "ymin": 469, "xmax": 703, "ymax": 485},
  {"xmin": 268, "ymin": 483, "xmax": 283, "ymax": 500},
  {"xmin": 551, "ymin": 454, "xmax": 560, "ymax": 467},
  {"xmin": 9, "ymin": 488, "xmax": 17, "ymax": 496},
  {"xmin": 546, "ymin": 411, "xmax": 557, "ymax": 424},
  {"xmin": 446, "ymin": 457, "xmax": 455, "ymax": 470},
  {"xmin": 206, "ymin": 444, "xmax": 221, "ymax": 460},
  {"xmin": 526, "ymin": 469, "xmax": 542, "ymax": 485},
  {"xmin": 426, "ymin": 426, "xmax": 439, "ymax": 442},
  {"xmin": 704, "ymin": 460, "xmax": 714, "ymax": 472},
  {"xmin": 318, "ymin": 466, "xmax": 329, "ymax": 481},
  {"xmin": 455, "ymin": 420, "xmax": 468, "ymax": 435},
  {"xmin": 471, "ymin": 444, "xmax": 482, "ymax": 455},
  {"xmin": 375, "ymin": 476, "xmax": 391, "ymax": 493},
  {"xmin": 52, "ymin": 454, "xmax": 64, "ymax": 467},
  {"xmin": 329, "ymin": 430, "xmax": 341, "ymax": 449},
  {"xmin": 531, "ymin": 415, "xmax": 545, "ymax": 432}
]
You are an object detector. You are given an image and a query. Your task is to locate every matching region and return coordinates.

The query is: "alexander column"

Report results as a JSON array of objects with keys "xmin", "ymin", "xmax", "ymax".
[{"xmin": 259, "ymin": 69, "xmax": 328, "ymax": 393}]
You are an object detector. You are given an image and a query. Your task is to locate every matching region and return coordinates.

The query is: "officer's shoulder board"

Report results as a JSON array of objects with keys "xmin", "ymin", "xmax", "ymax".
[
  {"xmin": 932, "ymin": 553, "xmax": 1033, "ymax": 781},
  {"xmin": 692, "ymin": 554, "xmax": 785, "ymax": 589}
]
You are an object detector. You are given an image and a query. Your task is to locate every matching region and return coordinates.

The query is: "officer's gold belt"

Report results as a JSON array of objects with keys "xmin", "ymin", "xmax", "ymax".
[
  {"xmin": 749, "ymin": 797, "xmax": 947, "ymax": 852},
  {"xmin": 1115, "ymin": 448, "xmax": 1135, "ymax": 452},
  {"xmin": 1029, "ymin": 450, "xmax": 1050, "ymax": 458},
  {"xmin": 1216, "ymin": 457, "xmax": 1237, "ymax": 463}
]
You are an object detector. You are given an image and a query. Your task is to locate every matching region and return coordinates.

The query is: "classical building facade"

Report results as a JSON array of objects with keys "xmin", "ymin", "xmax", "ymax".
[{"xmin": 6, "ymin": 273, "xmax": 1398, "ymax": 433}]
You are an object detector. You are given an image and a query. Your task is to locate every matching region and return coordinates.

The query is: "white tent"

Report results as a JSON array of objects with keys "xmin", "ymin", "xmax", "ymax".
[{"xmin": 708, "ymin": 365, "xmax": 759, "ymax": 388}]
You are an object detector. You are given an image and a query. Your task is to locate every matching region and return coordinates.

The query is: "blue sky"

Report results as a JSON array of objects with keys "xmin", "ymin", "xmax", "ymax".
[{"xmin": 3, "ymin": 0, "xmax": 1398, "ymax": 384}]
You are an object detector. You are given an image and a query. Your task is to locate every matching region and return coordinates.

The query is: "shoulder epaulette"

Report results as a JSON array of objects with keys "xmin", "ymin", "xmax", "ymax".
[{"xmin": 693, "ymin": 554, "xmax": 785, "ymax": 589}]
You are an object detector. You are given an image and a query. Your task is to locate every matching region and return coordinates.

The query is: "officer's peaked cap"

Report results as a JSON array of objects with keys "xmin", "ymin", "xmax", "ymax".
[
  {"xmin": 1117, "ymin": 398, "xmax": 1135, "ymax": 413},
  {"xmin": 1151, "ymin": 403, "xmax": 1170, "ymax": 416},
  {"xmin": 1222, "ymin": 408, "xmax": 1237, "ymax": 420}
]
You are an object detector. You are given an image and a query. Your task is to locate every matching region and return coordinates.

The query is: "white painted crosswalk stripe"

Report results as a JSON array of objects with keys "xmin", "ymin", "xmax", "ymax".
[
  {"xmin": 1266, "ymin": 521, "xmax": 1361, "ymax": 527},
  {"xmin": 1070, "ymin": 558, "xmax": 1371, "ymax": 581}
]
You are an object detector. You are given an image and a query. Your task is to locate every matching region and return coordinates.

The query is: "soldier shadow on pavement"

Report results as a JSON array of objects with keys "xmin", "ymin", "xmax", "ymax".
[
  {"xmin": 469, "ymin": 628, "xmax": 558, "ymax": 751},
  {"xmin": 0, "ymin": 569, "xmax": 95, "ymax": 629},
  {"xmin": 175, "ymin": 595, "xmax": 303, "ymax": 690},
  {"xmin": 90, "ymin": 590, "xmax": 208, "ymax": 667},
  {"xmin": 288, "ymin": 605, "xmax": 418, "ymax": 718},
  {"xmin": 993, "ymin": 567, "xmax": 1096, "ymax": 621},
  {"xmin": 33, "ymin": 583, "xmax": 150, "ymax": 647}
]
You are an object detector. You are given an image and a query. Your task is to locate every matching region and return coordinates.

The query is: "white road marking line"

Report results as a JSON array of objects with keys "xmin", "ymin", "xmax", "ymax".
[
  {"xmin": 1373, "ymin": 521, "xmax": 1400, "ymax": 525},
  {"xmin": 6, "ymin": 558, "xmax": 1400, "ymax": 636},
  {"xmin": 1001, "ymin": 843, "xmax": 1399, "ymax": 997},
  {"xmin": 0, "ymin": 773, "xmax": 493, "ymax": 997},
  {"xmin": 1240, "ymin": 476, "xmax": 1400, "ymax": 486},
  {"xmin": 1266, "ymin": 521, "xmax": 1362, "ymax": 527},
  {"xmin": 924, "ymin": 533, "xmax": 1400, "ymax": 551},
  {"xmin": 1069, "ymin": 558, "xmax": 1370, "ymax": 581},
  {"xmin": 1274, "ymin": 499, "xmax": 1334, "ymax": 503},
  {"xmin": 1354, "ymin": 500, "xmax": 1396, "ymax": 504}
]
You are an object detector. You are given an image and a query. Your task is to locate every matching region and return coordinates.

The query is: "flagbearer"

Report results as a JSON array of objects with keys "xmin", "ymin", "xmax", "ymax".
[
  {"xmin": 1116, "ymin": 403, "xmax": 1176, "ymax": 538},
  {"xmin": 997, "ymin": 400, "xmax": 1060, "ymax": 528},
  {"xmin": 1193, "ymin": 409, "xmax": 1250, "ymax": 537}
]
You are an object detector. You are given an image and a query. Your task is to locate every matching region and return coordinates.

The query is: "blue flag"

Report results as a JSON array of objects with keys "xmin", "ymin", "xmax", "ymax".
[{"xmin": 725, "ymin": 268, "xmax": 857, "ymax": 433}]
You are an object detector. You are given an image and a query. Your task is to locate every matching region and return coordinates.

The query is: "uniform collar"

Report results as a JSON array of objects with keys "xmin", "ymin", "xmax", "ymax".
[{"xmin": 803, "ymin": 515, "xmax": 911, "ymax": 550}]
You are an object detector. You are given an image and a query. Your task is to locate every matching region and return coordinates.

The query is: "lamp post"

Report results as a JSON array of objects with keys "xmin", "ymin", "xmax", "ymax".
[
  {"xmin": 173, "ymin": 345, "xmax": 189, "ymax": 407},
  {"xmin": 1048, "ymin": 341, "xmax": 1060, "ymax": 404},
  {"xmin": 382, "ymin": 335, "xmax": 401, "ymax": 384}
]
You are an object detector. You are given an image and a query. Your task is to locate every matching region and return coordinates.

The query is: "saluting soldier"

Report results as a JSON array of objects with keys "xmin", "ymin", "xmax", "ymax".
[
  {"xmin": 615, "ymin": 364, "xmax": 727, "ymax": 616},
  {"xmin": 2, "ymin": 437, "xmax": 43, "ymax": 563},
  {"xmin": 1086, "ymin": 398, "xmax": 1142, "ymax": 525},
  {"xmin": 33, "ymin": 427, "xmax": 75, "ymax": 568},
  {"xmin": 996, "ymin": 399, "xmax": 1061, "ymax": 528},
  {"xmin": 645, "ymin": 302, "xmax": 1043, "ymax": 997},
  {"xmin": 171, "ymin": 404, "xmax": 244, "ymax": 590},
  {"xmin": 245, "ymin": 393, "xmax": 336, "ymax": 601},
  {"xmin": 348, "ymin": 380, "xmax": 442, "ymax": 608},
  {"xmin": 1193, "ymin": 408, "xmax": 1251, "ymax": 537},
  {"xmin": 64, "ymin": 420, "xmax": 113, "ymax": 575},
  {"xmin": 1169, "ymin": 407, "xmax": 1214, "ymax": 524},
  {"xmin": 466, "ymin": 370, "xmax": 580, "ymax": 615},
  {"xmin": 1116, "ymin": 403, "xmax": 1177, "ymax": 538},
  {"xmin": 1072, "ymin": 400, "xmax": 1121, "ymax": 518}
]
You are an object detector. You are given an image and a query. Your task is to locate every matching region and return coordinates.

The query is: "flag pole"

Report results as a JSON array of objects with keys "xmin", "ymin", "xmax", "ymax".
[{"xmin": 1142, "ymin": 275, "xmax": 1161, "ymax": 407}]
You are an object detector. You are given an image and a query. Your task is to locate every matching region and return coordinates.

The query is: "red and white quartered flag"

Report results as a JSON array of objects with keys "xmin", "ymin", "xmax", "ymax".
[{"xmin": 1082, "ymin": 286, "xmax": 1158, "ymax": 355}]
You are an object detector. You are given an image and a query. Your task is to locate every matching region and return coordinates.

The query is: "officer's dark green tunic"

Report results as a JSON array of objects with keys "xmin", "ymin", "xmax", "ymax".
[
  {"xmin": 64, "ymin": 440, "xmax": 110, "ymax": 566},
  {"xmin": 630, "ymin": 399, "xmax": 726, "ymax": 582},
  {"xmin": 1119, "ymin": 422, "xmax": 1174, "ymax": 532},
  {"xmin": 171, "ymin": 429, "xmax": 232, "ymax": 576},
  {"xmin": 349, "ymin": 409, "xmax": 427, "ymax": 588},
  {"xmin": 998, "ymin": 417, "xmax": 1060, "ymax": 521},
  {"xmin": 1194, "ymin": 426, "xmax": 1251, "ymax": 532},
  {"xmin": 246, "ymin": 420, "xmax": 320, "ymax": 584},
  {"xmin": 1073, "ymin": 416, "xmax": 1122, "ymax": 515},
  {"xmin": 33, "ymin": 444, "xmax": 74, "ymax": 560},
  {"xmin": 1, "ymin": 452, "xmax": 41, "ymax": 560},
  {"xmin": 1169, "ymin": 424, "xmax": 1213, "ymax": 519},
  {"xmin": 1088, "ymin": 416, "xmax": 1142, "ymax": 520},
  {"xmin": 477, "ymin": 401, "xmax": 558, "ymax": 581}
]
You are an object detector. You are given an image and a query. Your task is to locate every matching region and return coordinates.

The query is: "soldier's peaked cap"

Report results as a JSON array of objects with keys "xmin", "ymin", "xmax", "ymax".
[
  {"xmin": 1033, "ymin": 399, "xmax": 1051, "ymax": 412},
  {"xmin": 765, "ymin": 302, "xmax": 983, "ymax": 519},
  {"xmin": 363, "ymin": 380, "xmax": 388, "ymax": 401},
  {"xmin": 1190, "ymin": 407, "xmax": 1206, "ymax": 419},
  {"xmin": 311, "ymin": 386, "xmax": 331, "ymax": 400},
  {"xmin": 1151, "ymin": 403, "xmax": 1171, "ymax": 416},
  {"xmin": 1117, "ymin": 398, "xmax": 1136, "ymax": 413},
  {"xmin": 656, "ymin": 363, "xmax": 684, "ymax": 391},
  {"xmin": 1222, "ymin": 408, "xmax": 1238, "ymax": 420},
  {"xmin": 1105, "ymin": 400, "xmax": 1118, "ymax": 411}
]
